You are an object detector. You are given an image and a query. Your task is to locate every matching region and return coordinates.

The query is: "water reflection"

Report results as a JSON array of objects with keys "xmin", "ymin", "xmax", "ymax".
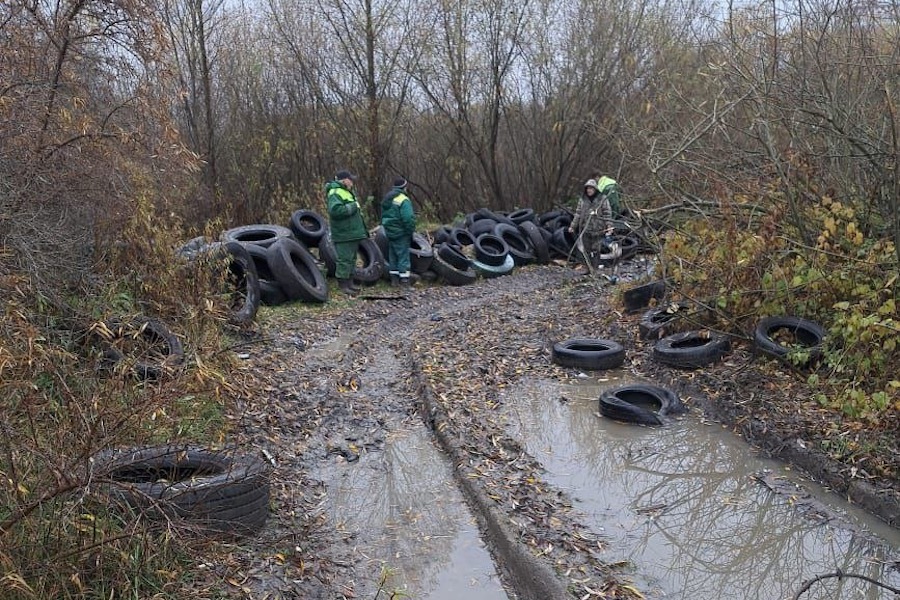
[
  {"xmin": 314, "ymin": 424, "xmax": 507, "ymax": 600},
  {"xmin": 502, "ymin": 376, "xmax": 899, "ymax": 600}
]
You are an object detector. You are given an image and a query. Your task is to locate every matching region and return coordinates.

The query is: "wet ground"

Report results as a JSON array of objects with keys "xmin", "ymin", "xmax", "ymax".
[{"xmin": 186, "ymin": 257, "xmax": 899, "ymax": 599}]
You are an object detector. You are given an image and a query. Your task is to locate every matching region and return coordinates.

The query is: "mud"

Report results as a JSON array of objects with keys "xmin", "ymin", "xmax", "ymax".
[{"xmin": 183, "ymin": 256, "xmax": 899, "ymax": 599}]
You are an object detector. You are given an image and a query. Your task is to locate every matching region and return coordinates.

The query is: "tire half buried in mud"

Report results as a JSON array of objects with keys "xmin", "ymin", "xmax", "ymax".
[
  {"xmin": 599, "ymin": 384, "xmax": 686, "ymax": 426},
  {"xmin": 551, "ymin": 338, "xmax": 625, "ymax": 370},
  {"xmin": 97, "ymin": 445, "xmax": 272, "ymax": 539}
]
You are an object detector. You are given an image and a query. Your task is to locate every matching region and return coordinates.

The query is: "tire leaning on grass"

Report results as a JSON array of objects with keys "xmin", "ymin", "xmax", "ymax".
[
  {"xmin": 599, "ymin": 384, "xmax": 686, "ymax": 426},
  {"xmin": 753, "ymin": 316, "xmax": 826, "ymax": 366},
  {"xmin": 96, "ymin": 445, "xmax": 272, "ymax": 539},
  {"xmin": 266, "ymin": 237, "xmax": 328, "ymax": 302},
  {"xmin": 551, "ymin": 338, "xmax": 626, "ymax": 370},
  {"xmin": 213, "ymin": 240, "xmax": 261, "ymax": 324}
]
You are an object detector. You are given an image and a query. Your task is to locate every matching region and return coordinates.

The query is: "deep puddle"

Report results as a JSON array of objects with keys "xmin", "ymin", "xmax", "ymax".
[
  {"xmin": 313, "ymin": 425, "xmax": 508, "ymax": 599},
  {"xmin": 501, "ymin": 373, "xmax": 900, "ymax": 599}
]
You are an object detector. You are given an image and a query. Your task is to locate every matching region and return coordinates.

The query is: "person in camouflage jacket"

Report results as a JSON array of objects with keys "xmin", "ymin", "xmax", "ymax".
[{"xmin": 569, "ymin": 178, "xmax": 613, "ymax": 268}]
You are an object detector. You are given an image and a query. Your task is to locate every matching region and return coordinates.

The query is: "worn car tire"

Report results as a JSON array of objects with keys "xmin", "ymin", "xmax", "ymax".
[
  {"xmin": 518, "ymin": 221, "xmax": 550, "ymax": 265},
  {"xmin": 753, "ymin": 316, "xmax": 826, "ymax": 365},
  {"xmin": 431, "ymin": 253, "xmax": 477, "ymax": 286},
  {"xmin": 353, "ymin": 238, "xmax": 385, "ymax": 284},
  {"xmin": 266, "ymin": 237, "xmax": 328, "ymax": 302},
  {"xmin": 653, "ymin": 330, "xmax": 730, "ymax": 369},
  {"xmin": 551, "ymin": 338, "xmax": 626, "ymax": 370},
  {"xmin": 409, "ymin": 232, "xmax": 435, "ymax": 274},
  {"xmin": 493, "ymin": 223, "xmax": 534, "ymax": 266},
  {"xmin": 436, "ymin": 242, "xmax": 472, "ymax": 271},
  {"xmin": 467, "ymin": 218, "xmax": 498, "ymax": 237},
  {"xmin": 638, "ymin": 302, "xmax": 691, "ymax": 340},
  {"xmin": 474, "ymin": 233, "xmax": 509, "ymax": 267},
  {"xmin": 97, "ymin": 318, "xmax": 185, "ymax": 380},
  {"xmin": 599, "ymin": 384, "xmax": 686, "ymax": 426},
  {"xmin": 623, "ymin": 279, "xmax": 668, "ymax": 313},
  {"xmin": 212, "ymin": 241, "xmax": 260, "ymax": 325},
  {"xmin": 221, "ymin": 224, "xmax": 294, "ymax": 248},
  {"xmin": 96, "ymin": 445, "xmax": 272, "ymax": 538},
  {"xmin": 508, "ymin": 208, "xmax": 535, "ymax": 224},
  {"xmin": 472, "ymin": 254, "xmax": 515, "ymax": 278},
  {"xmin": 289, "ymin": 209, "xmax": 327, "ymax": 248}
]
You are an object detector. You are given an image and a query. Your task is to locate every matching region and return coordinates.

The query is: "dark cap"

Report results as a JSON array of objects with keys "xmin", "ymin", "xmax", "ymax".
[
  {"xmin": 393, "ymin": 177, "xmax": 408, "ymax": 189},
  {"xmin": 335, "ymin": 170, "xmax": 356, "ymax": 181}
]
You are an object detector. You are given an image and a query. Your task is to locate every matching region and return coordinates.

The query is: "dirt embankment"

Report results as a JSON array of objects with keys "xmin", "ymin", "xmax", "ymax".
[{"xmin": 186, "ymin": 261, "xmax": 899, "ymax": 599}]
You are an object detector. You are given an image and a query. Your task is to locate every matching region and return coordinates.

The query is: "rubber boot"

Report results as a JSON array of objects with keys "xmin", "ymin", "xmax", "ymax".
[
  {"xmin": 349, "ymin": 278, "xmax": 362, "ymax": 292},
  {"xmin": 400, "ymin": 277, "xmax": 411, "ymax": 290},
  {"xmin": 390, "ymin": 273, "xmax": 400, "ymax": 287},
  {"xmin": 337, "ymin": 278, "xmax": 356, "ymax": 296}
]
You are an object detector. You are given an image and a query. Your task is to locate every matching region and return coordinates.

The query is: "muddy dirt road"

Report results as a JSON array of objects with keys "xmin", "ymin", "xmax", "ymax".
[{"xmin": 185, "ymin": 260, "xmax": 899, "ymax": 599}]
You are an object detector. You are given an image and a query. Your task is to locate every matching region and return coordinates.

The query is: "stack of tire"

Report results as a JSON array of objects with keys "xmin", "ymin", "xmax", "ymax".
[{"xmin": 220, "ymin": 216, "xmax": 329, "ymax": 308}]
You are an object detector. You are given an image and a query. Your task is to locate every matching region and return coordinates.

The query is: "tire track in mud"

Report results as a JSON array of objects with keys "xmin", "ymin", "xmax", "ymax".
[{"xmin": 199, "ymin": 266, "xmax": 592, "ymax": 599}]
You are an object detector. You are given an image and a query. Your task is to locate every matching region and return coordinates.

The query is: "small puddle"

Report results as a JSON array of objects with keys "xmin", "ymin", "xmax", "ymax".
[
  {"xmin": 501, "ymin": 373, "xmax": 900, "ymax": 599},
  {"xmin": 313, "ymin": 424, "xmax": 508, "ymax": 599}
]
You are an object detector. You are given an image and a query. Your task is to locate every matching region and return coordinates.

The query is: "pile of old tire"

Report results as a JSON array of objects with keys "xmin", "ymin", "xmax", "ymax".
[
  {"xmin": 653, "ymin": 330, "xmax": 731, "ymax": 369},
  {"xmin": 221, "ymin": 220, "xmax": 330, "ymax": 306},
  {"xmin": 599, "ymin": 384, "xmax": 687, "ymax": 426},
  {"xmin": 551, "ymin": 338, "xmax": 626, "ymax": 370},
  {"xmin": 753, "ymin": 316, "xmax": 826, "ymax": 367},
  {"xmin": 95, "ymin": 444, "xmax": 272, "ymax": 539},
  {"xmin": 94, "ymin": 317, "xmax": 185, "ymax": 380}
]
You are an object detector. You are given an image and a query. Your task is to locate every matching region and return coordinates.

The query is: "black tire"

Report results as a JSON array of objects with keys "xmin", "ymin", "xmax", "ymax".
[
  {"xmin": 477, "ymin": 207, "xmax": 516, "ymax": 227},
  {"xmin": 518, "ymin": 221, "xmax": 550, "ymax": 265},
  {"xmin": 259, "ymin": 279, "xmax": 288, "ymax": 306},
  {"xmin": 653, "ymin": 330, "xmax": 730, "ymax": 369},
  {"xmin": 508, "ymin": 208, "xmax": 535, "ymax": 224},
  {"xmin": 468, "ymin": 218, "xmax": 498, "ymax": 237},
  {"xmin": 266, "ymin": 237, "xmax": 329, "ymax": 302},
  {"xmin": 449, "ymin": 228, "xmax": 476, "ymax": 248},
  {"xmin": 537, "ymin": 209, "xmax": 566, "ymax": 226},
  {"xmin": 472, "ymin": 254, "xmax": 515, "ymax": 278},
  {"xmin": 371, "ymin": 226, "xmax": 389, "ymax": 263},
  {"xmin": 431, "ymin": 253, "xmax": 477, "ymax": 286},
  {"xmin": 410, "ymin": 232, "xmax": 435, "ymax": 274},
  {"xmin": 551, "ymin": 338, "xmax": 626, "ymax": 370},
  {"xmin": 96, "ymin": 445, "xmax": 272, "ymax": 539},
  {"xmin": 753, "ymin": 316, "xmax": 826, "ymax": 365},
  {"xmin": 353, "ymin": 238, "xmax": 385, "ymax": 284},
  {"xmin": 549, "ymin": 227, "xmax": 576, "ymax": 257},
  {"xmin": 242, "ymin": 243, "xmax": 288, "ymax": 306},
  {"xmin": 97, "ymin": 317, "xmax": 185, "ymax": 380},
  {"xmin": 309, "ymin": 234, "xmax": 337, "ymax": 278},
  {"xmin": 221, "ymin": 224, "xmax": 294, "ymax": 248},
  {"xmin": 599, "ymin": 384, "xmax": 686, "ymax": 426},
  {"xmin": 214, "ymin": 241, "xmax": 260, "ymax": 325},
  {"xmin": 432, "ymin": 225, "xmax": 453, "ymax": 245},
  {"xmin": 623, "ymin": 279, "xmax": 667, "ymax": 313},
  {"xmin": 474, "ymin": 233, "xmax": 509, "ymax": 267},
  {"xmin": 289, "ymin": 209, "xmax": 327, "ymax": 247},
  {"xmin": 437, "ymin": 242, "xmax": 472, "ymax": 271},
  {"xmin": 493, "ymin": 222, "xmax": 534, "ymax": 266},
  {"xmin": 244, "ymin": 243, "xmax": 278, "ymax": 280},
  {"xmin": 617, "ymin": 235, "xmax": 640, "ymax": 259},
  {"xmin": 638, "ymin": 302, "xmax": 690, "ymax": 340}
]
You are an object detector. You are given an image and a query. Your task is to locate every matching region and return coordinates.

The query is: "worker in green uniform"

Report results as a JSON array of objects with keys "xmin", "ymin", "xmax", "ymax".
[
  {"xmin": 380, "ymin": 177, "xmax": 416, "ymax": 288},
  {"xmin": 325, "ymin": 170, "xmax": 367, "ymax": 296}
]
